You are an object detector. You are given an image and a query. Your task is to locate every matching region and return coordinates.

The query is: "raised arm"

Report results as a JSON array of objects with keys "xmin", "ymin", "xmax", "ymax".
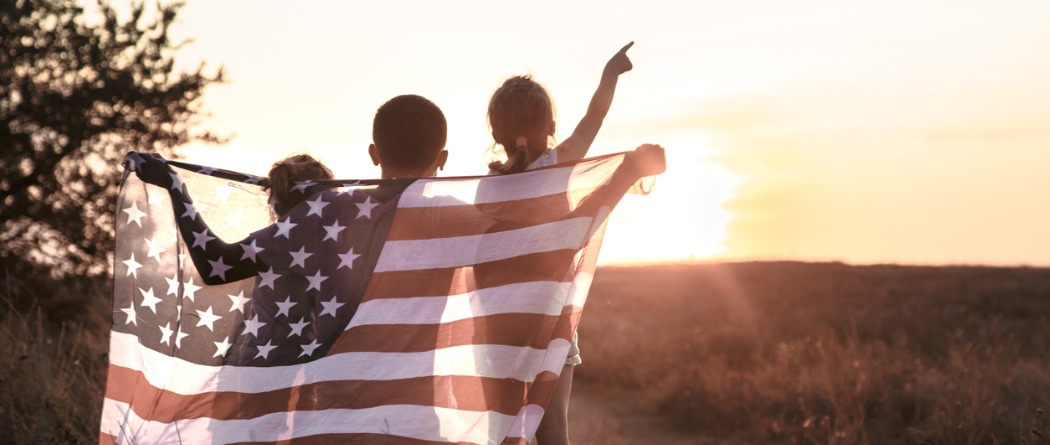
[
  {"xmin": 128, "ymin": 153, "xmax": 266, "ymax": 285},
  {"xmin": 555, "ymin": 41, "xmax": 634, "ymax": 163}
]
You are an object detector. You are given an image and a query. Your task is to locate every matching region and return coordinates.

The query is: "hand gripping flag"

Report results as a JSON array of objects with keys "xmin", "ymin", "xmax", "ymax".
[{"xmin": 102, "ymin": 151, "xmax": 654, "ymax": 444}]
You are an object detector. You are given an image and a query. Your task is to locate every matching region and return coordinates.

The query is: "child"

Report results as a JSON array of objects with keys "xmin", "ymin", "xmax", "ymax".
[
  {"xmin": 485, "ymin": 42, "xmax": 636, "ymax": 445},
  {"xmin": 265, "ymin": 154, "xmax": 336, "ymax": 217},
  {"xmin": 488, "ymin": 41, "xmax": 634, "ymax": 175}
]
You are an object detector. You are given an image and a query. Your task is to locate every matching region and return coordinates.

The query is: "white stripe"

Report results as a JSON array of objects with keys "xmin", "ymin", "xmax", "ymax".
[
  {"xmin": 350, "ymin": 281, "xmax": 573, "ymax": 326},
  {"xmin": 398, "ymin": 158, "xmax": 620, "ymax": 209},
  {"xmin": 108, "ymin": 331, "xmax": 562, "ymax": 396},
  {"xmin": 100, "ymin": 398, "xmax": 514, "ymax": 445},
  {"xmin": 375, "ymin": 217, "xmax": 592, "ymax": 272},
  {"xmin": 503, "ymin": 404, "xmax": 546, "ymax": 441}
]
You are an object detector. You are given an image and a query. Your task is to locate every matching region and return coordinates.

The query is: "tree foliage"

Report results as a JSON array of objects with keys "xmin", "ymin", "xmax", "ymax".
[{"xmin": 0, "ymin": 0, "xmax": 223, "ymax": 279}]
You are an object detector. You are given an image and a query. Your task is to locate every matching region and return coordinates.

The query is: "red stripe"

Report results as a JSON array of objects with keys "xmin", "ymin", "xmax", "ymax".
[
  {"xmin": 388, "ymin": 194, "xmax": 574, "ymax": 241},
  {"xmin": 362, "ymin": 250, "xmax": 580, "ymax": 301}
]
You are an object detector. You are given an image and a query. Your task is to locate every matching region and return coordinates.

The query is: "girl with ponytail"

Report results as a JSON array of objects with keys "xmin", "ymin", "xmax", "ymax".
[
  {"xmin": 263, "ymin": 154, "xmax": 335, "ymax": 218},
  {"xmin": 487, "ymin": 41, "xmax": 635, "ymax": 175},
  {"xmin": 484, "ymin": 42, "xmax": 636, "ymax": 445}
]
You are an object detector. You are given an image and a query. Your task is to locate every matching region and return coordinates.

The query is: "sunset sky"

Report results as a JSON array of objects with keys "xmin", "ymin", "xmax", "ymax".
[{"xmin": 156, "ymin": 0, "xmax": 1050, "ymax": 266}]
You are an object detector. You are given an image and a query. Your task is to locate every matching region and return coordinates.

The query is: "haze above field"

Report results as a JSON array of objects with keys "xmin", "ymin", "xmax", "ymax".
[{"xmin": 152, "ymin": 0, "xmax": 1049, "ymax": 266}]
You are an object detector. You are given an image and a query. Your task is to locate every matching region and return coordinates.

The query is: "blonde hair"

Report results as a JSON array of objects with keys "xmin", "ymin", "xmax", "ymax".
[
  {"xmin": 487, "ymin": 75, "xmax": 556, "ymax": 175},
  {"xmin": 264, "ymin": 154, "xmax": 334, "ymax": 217}
]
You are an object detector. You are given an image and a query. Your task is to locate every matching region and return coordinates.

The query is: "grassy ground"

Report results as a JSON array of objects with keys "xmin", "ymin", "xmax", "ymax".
[{"xmin": 2, "ymin": 262, "xmax": 1049, "ymax": 444}]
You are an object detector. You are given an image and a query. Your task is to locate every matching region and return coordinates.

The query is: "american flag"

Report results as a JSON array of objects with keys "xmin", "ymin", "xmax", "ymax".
[{"xmin": 101, "ymin": 151, "xmax": 650, "ymax": 444}]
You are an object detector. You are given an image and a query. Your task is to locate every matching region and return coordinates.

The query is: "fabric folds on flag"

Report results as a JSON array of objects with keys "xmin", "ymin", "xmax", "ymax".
[{"xmin": 101, "ymin": 152, "xmax": 649, "ymax": 444}]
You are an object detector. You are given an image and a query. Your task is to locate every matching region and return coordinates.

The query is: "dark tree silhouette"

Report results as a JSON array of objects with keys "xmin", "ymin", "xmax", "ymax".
[{"xmin": 0, "ymin": 0, "xmax": 223, "ymax": 279}]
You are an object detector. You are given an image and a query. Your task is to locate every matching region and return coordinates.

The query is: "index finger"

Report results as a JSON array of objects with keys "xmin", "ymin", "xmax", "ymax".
[{"xmin": 618, "ymin": 41, "xmax": 635, "ymax": 54}]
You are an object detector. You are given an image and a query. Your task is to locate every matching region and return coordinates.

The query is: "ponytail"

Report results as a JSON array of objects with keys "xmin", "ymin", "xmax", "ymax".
[{"xmin": 487, "ymin": 75, "xmax": 556, "ymax": 175}]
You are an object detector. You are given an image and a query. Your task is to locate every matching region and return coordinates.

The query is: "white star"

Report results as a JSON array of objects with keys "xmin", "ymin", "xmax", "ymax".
[
  {"xmin": 305, "ymin": 270, "xmax": 328, "ymax": 292},
  {"xmin": 274, "ymin": 219, "xmax": 297, "ymax": 239},
  {"xmin": 322, "ymin": 221, "xmax": 345, "ymax": 242},
  {"xmin": 239, "ymin": 240, "xmax": 263, "ymax": 262},
  {"xmin": 299, "ymin": 339, "xmax": 322, "ymax": 358},
  {"xmin": 289, "ymin": 246, "xmax": 312, "ymax": 269},
  {"xmin": 292, "ymin": 180, "xmax": 315, "ymax": 193},
  {"xmin": 275, "ymin": 297, "xmax": 296, "ymax": 318},
  {"xmin": 228, "ymin": 290, "xmax": 250, "ymax": 313},
  {"xmin": 183, "ymin": 277, "xmax": 201, "ymax": 302},
  {"xmin": 122, "ymin": 201, "xmax": 147, "ymax": 227},
  {"xmin": 197, "ymin": 167, "xmax": 216, "ymax": 175},
  {"xmin": 191, "ymin": 229, "xmax": 215, "ymax": 249},
  {"xmin": 255, "ymin": 340, "xmax": 277, "ymax": 360},
  {"xmin": 355, "ymin": 196, "xmax": 378, "ymax": 220},
  {"xmin": 181, "ymin": 202, "xmax": 199, "ymax": 220},
  {"xmin": 243, "ymin": 314, "xmax": 265, "ymax": 337},
  {"xmin": 169, "ymin": 172, "xmax": 184, "ymax": 191},
  {"xmin": 144, "ymin": 236, "xmax": 166, "ymax": 263},
  {"xmin": 337, "ymin": 247, "xmax": 361, "ymax": 270},
  {"xmin": 288, "ymin": 317, "xmax": 310, "ymax": 337},
  {"xmin": 207, "ymin": 257, "xmax": 232, "ymax": 281},
  {"xmin": 305, "ymin": 195, "xmax": 329, "ymax": 217},
  {"xmin": 120, "ymin": 302, "xmax": 137, "ymax": 326},
  {"xmin": 138, "ymin": 287, "xmax": 162, "ymax": 314},
  {"xmin": 319, "ymin": 296, "xmax": 344, "ymax": 318},
  {"xmin": 213, "ymin": 336, "xmax": 232, "ymax": 358},
  {"xmin": 158, "ymin": 323, "xmax": 174, "ymax": 346},
  {"xmin": 258, "ymin": 267, "xmax": 280, "ymax": 289},
  {"xmin": 245, "ymin": 175, "xmax": 263, "ymax": 185},
  {"xmin": 196, "ymin": 306, "xmax": 222, "ymax": 331},
  {"xmin": 214, "ymin": 184, "xmax": 236, "ymax": 202},
  {"xmin": 175, "ymin": 328, "xmax": 190, "ymax": 349},
  {"xmin": 226, "ymin": 209, "xmax": 246, "ymax": 229},
  {"xmin": 122, "ymin": 253, "xmax": 143, "ymax": 278},
  {"xmin": 164, "ymin": 274, "xmax": 180, "ymax": 297}
]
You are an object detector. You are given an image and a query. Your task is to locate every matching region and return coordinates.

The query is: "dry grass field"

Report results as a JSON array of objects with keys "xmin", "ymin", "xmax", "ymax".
[{"xmin": 2, "ymin": 262, "xmax": 1049, "ymax": 444}]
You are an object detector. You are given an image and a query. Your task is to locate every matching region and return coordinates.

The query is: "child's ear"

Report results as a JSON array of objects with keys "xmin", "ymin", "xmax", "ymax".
[
  {"xmin": 368, "ymin": 144, "xmax": 380, "ymax": 166},
  {"xmin": 436, "ymin": 150, "xmax": 449, "ymax": 171}
]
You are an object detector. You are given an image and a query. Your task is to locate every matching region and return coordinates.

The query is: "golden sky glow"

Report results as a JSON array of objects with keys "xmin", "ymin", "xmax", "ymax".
[{"xmin": 157, "ymin": 0, "xmax": 1050, "ymax": 266}]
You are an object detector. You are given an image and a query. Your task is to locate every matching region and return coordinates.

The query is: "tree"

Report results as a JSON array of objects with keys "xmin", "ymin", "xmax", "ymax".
[{"xmin": 0, "ymin": 0, "xmax": 223, "ymax": 280}]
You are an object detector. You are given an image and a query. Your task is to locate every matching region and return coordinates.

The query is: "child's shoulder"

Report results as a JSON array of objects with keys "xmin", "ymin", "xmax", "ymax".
[{"xmin": 526, "ymin": 148, "xmax": 557, "ymax": 171}]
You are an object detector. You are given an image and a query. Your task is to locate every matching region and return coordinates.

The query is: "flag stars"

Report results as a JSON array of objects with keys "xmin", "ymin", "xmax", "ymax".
[
  {"xmin": 175, "ymin": 328, "xmax": 189, "ymax": 349},
  {"xmin": 243, "ymin": 314, "xmax": 265, "ymax": 337},
  {"xmin": 191, "ymin": 229, "xmax": 215, "ymax": 249},
  {"xmin": 289, "ymin": 246, "xmax": 312, "ymax": 269},
  {"xmin": 207, "ymin": 257, "xmax": 233, "ymax": 281},
  {"xmin": 275, "ymin": 219, "xmax": 297, "ymax": 239},
  {"xmin": 305, "ymin": 195, "xmax": 329, "ymax": 217},
  {"xmin": 259, "ymin": 267, "xmax": 280, "ymax": 289},
  {"xmin": 322, "ymin": 221, "xmax": 345, "ymax": 242},
  {"xmin": 214, "ymin": 184, "xmax": 236, "ymax": 202},
  {"xmin": 355, "ymin": 196, "xmax": 378, "ymax": 220},
  {"xmin": 292, "ymin": 180, "xmax": 315, "ymax": 193},
  {"xmin": 240, "ymin": 240, "xmax": 264, "ymax": 262},
  {"xmin": 182, "ymin": 202, "xmax": 200, "ymax": 220},
  {"xmin": 169, "ymin": 172, "xmax": 184, "ymax": 191},
  {"xmin": 120, "ymin": 302, "xmax": 137, "ymax": 326},
  {"xmin": 159, "ymin": 323, "xmax": 174, "ymax": 346},
  {"xmin": 213, "ymin": 337, "xmax": 232, "ymax": 358},
  {"xmin": 288, "ymin": 318, "xmax": 310, "ymax": 337},
  {"xmin": 255, "ymin": 340, "xmax": 277, "ymax": 360},
  {"xmin": 228, "ymin": 291, "xmax": 250, "ymax": 313},
  {"xmin": 145, "ymin": 236, "xmax": 166, "ymax": 263},
  {"xmin": 122, "ymin": 201, "xmax": 147, "ymax": 227},
  {"xmin": 195, "ymin": 306, "xmax": 223, "ymax": 331},
  {"xmin": 299, "ymin": 339, "xmax": 322, "ymax": 358},
  {"xmin": 139, "ymin": 287, "xmax": 162, "ymax": 314},
  {"xmin": 275, "ymin": 297, "xmax": 296, "ymax": 318},
  {"xmin": 306, "ymin": 271, "xmax": 328, "ymax": 292},
  {"xmin": 122, "ymin": 253, "xmax": 143, "ymax": 278},
  {"xmin": 183, "ymin": 278, "xmax": 202, "ymax": 302},
  {"xmin": 337, "ymin": 247, "xmax": 361, "ymax": 270},
  {"xmin": 319, "ymin": 297, "xmax": 344, "ymax": 318},
  {"xmin": 226, "ymin": 209, "xmax": 246, "ymax": 229}
]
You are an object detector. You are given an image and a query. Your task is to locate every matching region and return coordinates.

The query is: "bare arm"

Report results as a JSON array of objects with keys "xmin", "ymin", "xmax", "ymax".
[{"xmin": 555, "ymin": 41, "xmax": 634, "ymax": 163}]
